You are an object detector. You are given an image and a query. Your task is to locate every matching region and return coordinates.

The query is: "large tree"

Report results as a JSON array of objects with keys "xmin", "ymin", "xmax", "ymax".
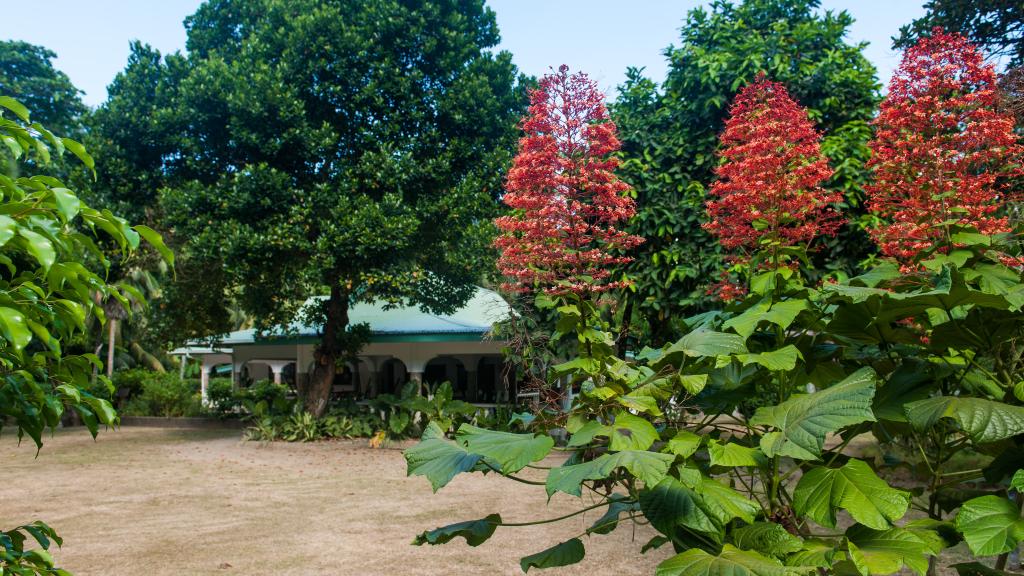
[
  {"xmin": 146, "ymin": 0, "xmax": 526, "ymax": 415},
  {"xmin": 895, "ymin": 0, "xmax": 1023, "ymax": 69},
  {"xmin": 0, "ymin": 41, "xmax": 86, "ymax": 137},
  {"xmin": 612, "ymin": 0, "xmax": 880, "ymax": 343}
]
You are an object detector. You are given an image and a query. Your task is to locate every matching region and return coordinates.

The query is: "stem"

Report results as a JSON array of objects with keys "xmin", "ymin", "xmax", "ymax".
[{"xmin": 498, "ymin": 500, "xmax": 625, "ymax": 527}]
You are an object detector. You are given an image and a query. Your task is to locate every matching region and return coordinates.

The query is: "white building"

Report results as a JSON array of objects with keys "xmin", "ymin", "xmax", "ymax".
[{"xmin": 171, "ymin": 287, "xmax": 519, "ymax": 406}]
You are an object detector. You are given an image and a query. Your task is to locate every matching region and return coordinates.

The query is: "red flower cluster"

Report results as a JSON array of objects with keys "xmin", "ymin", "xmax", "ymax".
[
  {"xmin": 495, "ymin": 65, "xmax": 643, "ymax": 295},
  {"xmin": 704, "ymin": 77, "xmax": 842, "ymax": 260},
  {"xmin": 866, "ymin": 29, "xmax": 1023, "ymax": 263}
]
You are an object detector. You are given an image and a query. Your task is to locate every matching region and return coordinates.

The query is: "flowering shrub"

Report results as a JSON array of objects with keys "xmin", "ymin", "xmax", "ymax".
[
  {"xmin": 406, "ymin": 36, "xmax": 1024, "ymax": 576},
  {"xmin": 866, "ymin": 29, "xmax": 1023, "ymax": 263},
  {"xmin": 705, "ymin": 76, "xmax": 842, "ymax": 260},
  {"xmin": 494, "ymin": 65, "xmax": 643, "ymax": 295}
]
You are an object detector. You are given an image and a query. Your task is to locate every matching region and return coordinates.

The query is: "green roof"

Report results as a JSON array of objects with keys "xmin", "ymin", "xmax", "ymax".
[{"xmin": 198, "ymin": 287, "xmax": 510, "ymax": 347}]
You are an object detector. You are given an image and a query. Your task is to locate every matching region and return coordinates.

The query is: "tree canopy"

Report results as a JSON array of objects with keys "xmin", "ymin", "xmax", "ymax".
[
  {"xmin": 0, "ymin": 41, "xmax": 86, "ymax": 137},
  {"xmin": 93, "ymin": 0, "xmax": 529, "ymax": 415},
  {"xmin": 895, "ymin": 0, "xmax": 1024, "ymax": 69},
  {"xmin": 612, "ymin": 0, "xmax": 880, "ymax": 343}
]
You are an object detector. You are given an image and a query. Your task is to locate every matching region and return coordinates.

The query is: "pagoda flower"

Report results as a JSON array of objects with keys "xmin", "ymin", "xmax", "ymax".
[
  {"xmin": 704, "ymin": 75, "xmax": 843, "ymax": 298},
  {"xmin": 494, "ymin": 65, "xmax": 643, "ymax": 296},
  {"xmin": 866, "ymin": 29, "xmax": 1023, "ymax": 264}
]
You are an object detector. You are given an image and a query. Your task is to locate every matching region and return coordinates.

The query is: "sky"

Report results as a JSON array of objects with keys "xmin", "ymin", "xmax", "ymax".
[{"xmin": 2, "ymin": 0, "xmax": 927, "ymax": 107}]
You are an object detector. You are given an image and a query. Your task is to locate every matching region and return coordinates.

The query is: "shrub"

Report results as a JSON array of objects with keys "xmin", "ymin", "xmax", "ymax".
[
  {"xmin": 204, "ymin": 378, "xmax": 238, "ymax": 418},
  {"xmin": 121, "ymin": 373, "xmax": 202, "ymax": 418}
]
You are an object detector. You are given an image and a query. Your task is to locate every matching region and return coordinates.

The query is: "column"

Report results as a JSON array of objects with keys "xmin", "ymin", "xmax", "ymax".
[
  {"xmin": 454, "ymin": 354, "xmax": 481, "ymax": 402},
  {"xmin": 268, "ymin": 361, "xmax": 291, "ymax": 384},
  {"xmin": 200, "ymin": 364, "xmax": 212, "ymax": 405}
]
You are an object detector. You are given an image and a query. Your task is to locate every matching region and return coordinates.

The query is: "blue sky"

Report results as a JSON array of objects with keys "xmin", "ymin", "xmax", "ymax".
[{"xmin": 3, "ymin": 1, "xmax": 925, "ymax": 107}]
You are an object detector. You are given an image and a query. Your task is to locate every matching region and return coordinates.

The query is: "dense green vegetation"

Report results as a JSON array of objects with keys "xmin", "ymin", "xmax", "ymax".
[
  {"xmin": 2, "ymin": 0, "xmax": 1023, "ymax": 574},
  {"xmin": 0, "ymin": 97, "xmax": 167, "ymax": 573}
]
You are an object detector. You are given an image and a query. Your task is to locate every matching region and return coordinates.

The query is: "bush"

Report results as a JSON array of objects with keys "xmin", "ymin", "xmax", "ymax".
[
  {"xmin": 121, "ymin": 373, "xmax": 202, "ymax": 417},
  {"xmin": 238, "ymin": 380, "xmax": 292, "ymax": 415},
  {"xmin": 204, "ymin": 378, "xmax": 238, "ymax": 418},
  {"xmin": 111, "ymin": 368, "xmax": 153, "ymax": 403}
]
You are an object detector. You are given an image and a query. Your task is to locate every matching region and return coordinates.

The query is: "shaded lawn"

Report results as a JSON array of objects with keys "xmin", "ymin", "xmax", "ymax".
[{"xmin": 0, "ymin": 427, "xmax": 669, "ymax": 575}]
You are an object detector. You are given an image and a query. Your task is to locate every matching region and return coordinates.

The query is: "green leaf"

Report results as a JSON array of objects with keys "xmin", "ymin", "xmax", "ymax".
[
  {"xmin": 954, "ymin": 495, "xmax": 1024, "ymax": 556},
  {"xmin": 61, "ymin": 137, "xmax": 94, "ymax": 174},
  {"xmin": 785, "ymin": 539, "xmax": 837, "ymax": 569},
  {"xmin": 0, "ymin": 215, "xmax": 16, "ymax": 247},
  {"xmin": 905, "ymin": 396, "xmax": 1024, "ymax": 444},
  {"xmin": 659, "ymin": 329, "xmax": 747, "ymax": 367},
  {"xmin": 404, "ymin": 422, "xmax": 481, "ymax": 492},
  {"xmin": 1012, "ymin": 470, "xmax": 1024, "ymax": 492},
  {"xmin": 51, "ymin": 188, "xmax": 81, "ymax": 220},
  {"xmin": 640, "ymin": 477, "xmax": 718, "ymax": 535},
  {"xmin": 723, "ymin": 299, "xmax": 807, "ymax": 339},
  {"xmin": 732, "ymin": 522, "xmax": 803, "ymax": 558},
  {"xmin": 708, "ymin": 440, "xmax": 764, "ymax": 467},
  {"xmin": 546, "ymin": 450, "xmax": 673, "ymax": 497},
  {"xmin": 520, "ymin": 538, "xmax": 585, "ymax": 572},
  {"xmin": 845, "ymin": 524, "xmax": 938, "ymax": 576},
  {"xmin": 413, "ymin": 514, "xmax": 500, "ymax": 546},
  {"xmin": 692, "ymin": 474, "xmax": 760, "ymax": 525},
  {"xmin": 656, "ymin": 544, "xmax": 815, "ymax": 576},
  {"xmin": 17, "ymin": 228, "xmax": 56, "ymax": 270},
  {"xmin": 679, "ymin": 374, "xmax": 709, "ymax": 395},
  {"xmin": 456, "ymin": 425, "xmax": 553, "ymax": 473},
  {"xmin": 609, "ymin": 411, "xmax": 659, "ymax": 451},
  {"xmin": 0, "ymin": 96, "xmax": 30, "ymax": 122},
  {"xmin": 587, "ymin": 495, "xmax": 638, "ymax": 535},
  {"xmin": 793, "ymin": 459, "xmax": 910, "ymax": 530},
  {"xmin": 0, "ymin": 307, "xmax": 32, "ymax": 350},
  {"xmin": 730, "ymin": 345, "xmax": 801, "ymax": 371},
  {"xmin": 752, "ymin": 368, "xmax": 876, "ymax": 460},
  {"xmin": 133, "ymin": 225, "xmax": 173, "ymax": 266},
  {"xmin": 664, "ymin": 431, "xmax": 702, "ymax": 458}
]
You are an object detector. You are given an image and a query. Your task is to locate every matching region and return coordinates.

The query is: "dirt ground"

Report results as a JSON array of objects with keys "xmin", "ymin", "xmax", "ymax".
[{"xmin": 0, "ymin": 427, "xmax": 671, "ymax": 575}]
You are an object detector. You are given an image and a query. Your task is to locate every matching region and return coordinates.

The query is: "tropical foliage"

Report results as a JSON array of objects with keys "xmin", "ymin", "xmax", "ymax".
[
  {"xmin": 405, "ymin": 31, "xmax": 1024, "ymax": 575},
  {"xmin": 0, "ymin": 95, "xmax": 167, "ymax": 573}
]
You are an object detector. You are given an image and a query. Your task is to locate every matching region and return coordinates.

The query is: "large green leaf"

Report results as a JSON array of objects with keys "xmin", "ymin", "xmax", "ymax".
[
  {"xmin": 640, "ymin": 477, "xmax": 718, "ymax": 535},
  {"xmin": 723, "ymin": 299, "xmax": 808, "ymax": 339},
  {"xmin": 546, "ymin": 450, "xmax": 673, "ymax": 497},
  {"xmin": 413, "ymin": 514, "xmax": 500, "ymax": 546},
  {"xmin": 609, "ymin": 412, "xmax": 659, "ymax": 451},
  {"xmin": 664, "ymin": 431, "xmax": 702, "ymax": 458},
  {"xmin": 0, "ymin": 215, "xmax": 16, "ymax": 247},
  {"xmin": 793, "ymin": 459, "xmax": 910, "ymax": 530},
  {"xmin": 690, "ymin": 474, "xmax": 760, "ymax": 525},
  {"xmin": 732, "ymin": 522, "xmax": 803, "ymax": 558},
  {"xmin": 954, "ymin": 495, "xmax": 1024, "ymax": 556},
  {"xmin": 520, "ymin": 538, "xmax": 585, "ymax": 572},
  {"xmin": 730, "ymin": 345, "xmax": 802, "ymax": 372},
  {"xmin": 656, "ymin": 544, "xmax": 815, "ymax": 576},
  {"xmin": 658, "ymin": 329, "xmax": 747, "ymax": 367},
  {"xmin": 708, "ymin": 440, "xmax": 764, "ymax": 467},
  {"xmin": 456, "ymin": 425, "xmax": 553, "ymax": 473},
  {"xmin": 751, "ymin": 368, "xmax": 877, "ymax": 460},
  {"xmin": 404, "ymin": 422, "xmax": 481, "ymax": 492},
  {"xmin": 845, "ymin": 524, "xmax": 938, "ymax": 576},
  {"xmin": 904, "ymin": 396, "xmax": 1024, "ymax": 444},
  {"xmin": 587, "ymin": 495, "xmax": 638, "ymax": 535},
  {"xmin": 17, "ymin": 227, "xmax": 56, "ymax": 270}
]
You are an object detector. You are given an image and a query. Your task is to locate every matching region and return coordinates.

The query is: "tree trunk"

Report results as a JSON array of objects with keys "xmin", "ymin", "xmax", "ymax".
[
  {"xmin": 106, "ymin": 318, "xmax": 117, "ymax": 379},
  {"xmin": 303, "ymin": 284, "xmax": 348, "ymax": 417}
]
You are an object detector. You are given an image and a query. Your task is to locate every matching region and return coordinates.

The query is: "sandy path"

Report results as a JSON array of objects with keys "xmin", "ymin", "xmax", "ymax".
[{"xmin": 0, "ymin": 427, "xmax": 670, "ymax": 575}]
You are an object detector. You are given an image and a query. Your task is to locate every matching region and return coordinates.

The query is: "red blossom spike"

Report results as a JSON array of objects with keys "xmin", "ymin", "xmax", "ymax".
[
  {"xmin": 494, "ymin": 65, "xmax": 643, "ymax": 295},
  {"xmin": 704, "ymin": 76, "xmax": 843, "ymax": 264},
  {"xmin": 866, "ymin": 29, "xmax": 1023, "ymax": 263}
]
